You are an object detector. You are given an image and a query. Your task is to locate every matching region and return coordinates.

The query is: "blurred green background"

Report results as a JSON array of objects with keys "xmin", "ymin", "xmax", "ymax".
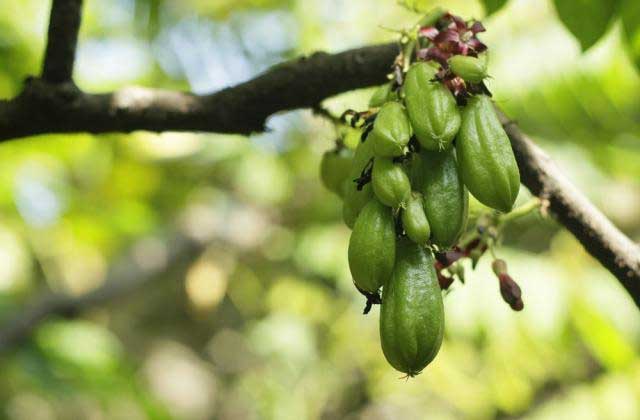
[{"xmin": 0, "ymin": 0, "xmax": 639, "ymax": 419}]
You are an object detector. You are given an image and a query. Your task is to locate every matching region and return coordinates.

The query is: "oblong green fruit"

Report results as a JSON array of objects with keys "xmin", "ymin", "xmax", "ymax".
[
  {"xmin": 369, "ymin": 82, "xmax": 397, "ymax": 108},
  {"xmin": 404, "ymin": 63, "xmax": 461, "ymax": 151},
  {"xmin": 456, "ymin": 95, "xmax": 520, "ymax": 212},
  {"xmin": 380, "ymin": 238, "xmax": 444, "ymax": 376},
  {"xmin": 448, "ymin": 54, "xmax": 488, "ymax": 83},
  {"xmin": 371, "ymin": 158, "xmax": 411, "ymax": 208},
  {"xmin": 369, "ymin": 101, "xmax": 412, "ymax": 158},
  {"xmin": 320, "ymin": 147, "xmax": 353, "ymax": 196},
  {"xmin": 343, "ymin": 139, "xmax": 375, "ymax": 228},
  {"xmin": 407, "ymin": 151, "xmax": 425, "ymax": 192},
  {"xmin": 401, "ymin": 192, "xmax": 430, "ymax": 245},
  {"xmin": 348, "ymin": 200, "xmax": 396, "ymax": 293},
  {"xmin": 419, "ymin": 148, "xmax": 468, "ymax": 249}
]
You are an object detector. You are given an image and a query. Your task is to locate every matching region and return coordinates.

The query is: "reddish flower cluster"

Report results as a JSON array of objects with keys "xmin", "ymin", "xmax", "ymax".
[
  {"xmin": 434, "ymin": 238, "xmax": 487, "ymax": 290},
  {"xmin": 434, "ymin": 243, "xmax": 524, "ymax": 312},
  {"xmin": 417, "ymin": 13, "xmax": 487, "ymax": 66},
  {"xmin": 415, "ymin": 13, "xmax": 490, "ymax": 101}
]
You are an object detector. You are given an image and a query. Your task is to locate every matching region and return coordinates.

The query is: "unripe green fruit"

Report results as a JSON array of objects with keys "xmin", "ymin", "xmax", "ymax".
[
  {"xmin": 380, "ymin": 238, "xmax": 444, "ymax": 376},
  {"xmin": 401, "ymin": 192, "xmax": 431, "ymax": 245},
  {"xmin": 343, "ymin": 138, "xmax": 375, "ymax": 228},
  {"xmin": 343, "ymin": 182, "xmax": 373, "ymax": 229},
  {"xmin": 418, "ymin": 148, "xmax": 468, "ymax": 249},
  {"xmin": 369, "ymin": 82, "xmax": 397, "ymax": 108},
  {"xmin": 448, "ymin": 54, "xmax": 488, "ymax": 83},
  {"xmin": 320, "ymin": 147, "xmax": 353, "ymax": 196},
  {"xmin": 369, "ymin": 101, "xmax": 413, "ymax": 157},
  {"xmin": 404, "ymin": 63, "xmax": 461, "ymax": 151},
  {"xmin": 348, "ymin": 200, "xmax": 396, "ymax": 293},
  {"xmin": 456, "ymin": 95, "xmax": 520, "ymax": 212},
  {"xmin": 372, "ymin": 158, "xmax": 411, "ymax": 208}
]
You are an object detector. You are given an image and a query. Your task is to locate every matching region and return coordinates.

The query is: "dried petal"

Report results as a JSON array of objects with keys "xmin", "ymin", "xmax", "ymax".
[
  {"xmin": 437, "ymin": 271, "xmax": 454, "ymax": 290},
  {"xmin": 466, "ymin": 38, "xmax": 487, "ymax": 53},
  {"xmin": 419, "ymin": 26, "xmax": 439, "ymax": 40},
  {"xmin": 470, "ymin": 21, "xmax": 486, "ymax": 34}
]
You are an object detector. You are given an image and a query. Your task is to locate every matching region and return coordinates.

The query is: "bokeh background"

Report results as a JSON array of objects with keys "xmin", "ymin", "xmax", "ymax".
[{"xmin": 0, "ymin": 0, "xmax": 639, "ymax": 419}]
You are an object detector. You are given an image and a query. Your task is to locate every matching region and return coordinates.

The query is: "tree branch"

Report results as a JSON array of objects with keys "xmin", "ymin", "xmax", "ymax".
[
  {"xmin": 0, "ymin": 233, "xmax": 204, "ymax": 352},
  {"xmin": 499, "ymin": 113, "xmax": 640, "ymax": 303},
  {"xmin": 41, "ymin": 0, "xmax": 83, "ymax": 83},
  {"xmin": 1, "ymin": 43, "xmax": 399, "ymax": 141},
  {"xmin": 0, "ymin": 39, "xmax": 638, "ymax": 308}
]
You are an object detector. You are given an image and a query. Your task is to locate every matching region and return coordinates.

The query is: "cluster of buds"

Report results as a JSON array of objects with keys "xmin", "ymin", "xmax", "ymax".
[
  {"xmin": 434, "ymin": 240, "xmax": 524, "ymax": 312},
  {"xmin": 434, "ymin": 238, "xmax": 488, "ymax": 290},
  {"xmin": 492, "ymin": 259, "xmax": 524, "ymax": 311}
]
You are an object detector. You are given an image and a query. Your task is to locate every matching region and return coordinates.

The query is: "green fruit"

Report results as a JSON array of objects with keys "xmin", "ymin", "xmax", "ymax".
[
  {"xmin": 369, "ymin": 101, "xmax": 412, "ymax": 157},
  {"xmin": 404, "ymin": 63, "xmax": 461, "ymax": 151},
  {"xmin": 401, "ymin": 192, "xmax": 431, "ymax": 245},
  {"xmin": 369, "ymin": 82, "xmax": 397, "ymax": 108},
  {"xmin": 380, "ymin": 238, "xmax": 444, "ymax": 376},
  {"xmin": 343, "ymin": 182, "xmax": 372, "ymax": 229},
  {"xmin": 418, "ymin": 148, "xmax": 468, "ymax": 248},
  {"xmin": 320, "ymin": 147, "xmax": 353, "ymax": 196},
  {"xmin": 456, "ymin": 95, "xmax": 520, "ymax": 212},
  {"xmin": 343, "ymin": 139, "xmax": 375, "ymax": 228},
  {"xmin": 407, "ymin": 151, "xmax": 425, "ymax": 191},
  {"xmin": 348, "ymin": 200, "xmax": 396, "ymax": 293},
  {"xmin": 448, "ymin": 54, "xmax": 488, "ymax": 83},
  {"xmin": 372, "ymin": 158, "xmax": 411, "ymax": 208}
]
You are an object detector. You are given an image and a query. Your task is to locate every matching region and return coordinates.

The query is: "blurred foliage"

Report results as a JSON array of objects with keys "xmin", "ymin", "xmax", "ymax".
[{"xmin": 0, "ymin": 0, "xmax": 639, "ymax": 419}]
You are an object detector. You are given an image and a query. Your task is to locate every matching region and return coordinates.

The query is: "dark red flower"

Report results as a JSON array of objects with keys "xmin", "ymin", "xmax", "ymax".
[{"xmin": 418, "ymin": 13, "xmax": 487, "ymax": 63}]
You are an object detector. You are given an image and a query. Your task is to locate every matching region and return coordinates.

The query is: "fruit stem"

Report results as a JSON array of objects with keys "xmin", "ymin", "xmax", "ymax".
[{"xmin": 498, "ymin": 198, "xmax": 541, "ymax": 226}]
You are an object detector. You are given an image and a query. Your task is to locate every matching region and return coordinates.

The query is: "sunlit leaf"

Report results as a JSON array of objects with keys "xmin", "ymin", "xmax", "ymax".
[
  {"xmin": 481, "ymin": 0, "xmax": 508, "ymax": 16},
  {"xmin": 571, "ymin": 301, "xmax": 636, "ymax": 370},
  {"xmin": 552, "ymin": 0, "xmax": 618, "ymax": 51},
  {"xmin": 36, "ymin": 320, "xmax": 122, "ymax": 373},
  {"xmin": 397, "ymin": 0, "xmax": 432, "ymax": 13},
  {"xmin": 621, "ymin": 0, "xmax": 640, "ymax": 70}
]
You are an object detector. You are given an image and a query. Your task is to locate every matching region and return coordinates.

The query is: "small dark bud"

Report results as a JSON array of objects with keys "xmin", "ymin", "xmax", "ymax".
[
  {"xmin": 435, "ymin": 248, "xmax": 465, "ymax": 268},
  {"xmin": 463, "ymin": 238, "xmax": 481, "ymax": 254},
  {"xmin": 498, "ymin": 273, "xmax": 524, "ymax": 311},
  {"xmin": 437, "ymin": 271, "xmax": 454, "ymax": 290}
]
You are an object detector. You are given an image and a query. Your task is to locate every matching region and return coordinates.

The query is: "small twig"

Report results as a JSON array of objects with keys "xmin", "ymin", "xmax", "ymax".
[
  {"xmin": 42, "ymin": 0, "xmax": 83, "ymax": 83},
  {"xmin": 312, "ymin": 104, "xmax": 341, "ymax": 125},
  {"xmin": 0, "ymin": 233, "xmax": 203, "ymax": 352}
]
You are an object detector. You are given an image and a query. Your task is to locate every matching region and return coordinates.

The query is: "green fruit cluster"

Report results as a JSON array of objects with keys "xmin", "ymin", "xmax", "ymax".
[{"xmin": 318, "ymin": 50, "xmax": 520, "ymax": 376}]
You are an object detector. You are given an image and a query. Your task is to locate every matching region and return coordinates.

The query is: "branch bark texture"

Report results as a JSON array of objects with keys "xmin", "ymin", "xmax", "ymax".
[{"xmin": 1, "ymin": 44, "xmax": 398, "ymax": 141}]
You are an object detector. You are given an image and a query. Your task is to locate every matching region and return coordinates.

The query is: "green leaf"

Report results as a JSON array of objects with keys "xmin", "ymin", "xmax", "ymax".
[
  {"xmin": 552, "ymin": 0, "xmax": 618, "ymax": 51},
  {"xmin": 397, "ymin": 0, "xmax": 431, "ymax": 13},
  {"xmin": 481, "ymin": 0, "xmax": 508, "ymax": 16},
  {"xmin": 621, "ymin": 0, "xmax": 640, "ymax": 70}
]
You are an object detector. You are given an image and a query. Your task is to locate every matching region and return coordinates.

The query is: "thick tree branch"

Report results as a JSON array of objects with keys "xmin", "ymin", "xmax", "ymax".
[
  {"xmin": 1, "ymin": 44, "xmax": 399, "ymax": 141},
  {"xmin": 42, "ymin": 0, "xmax": 83, "ymax": 83},
  {"xmin": 0, "ymin": 37, "xmax": 638, "ymax": 310}
]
